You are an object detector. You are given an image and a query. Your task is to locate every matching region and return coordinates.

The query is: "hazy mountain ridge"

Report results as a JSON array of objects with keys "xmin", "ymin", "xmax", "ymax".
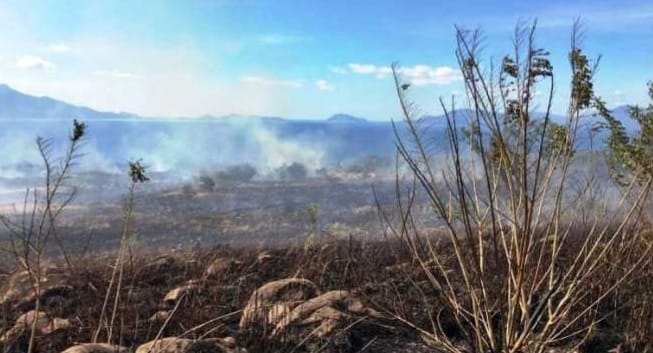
[
  {"xmin": 0, "ymin": 83, "xmax": 640, "ymax": 179},
  {"xmin": 0, "ymin": 83, "xmax": 638, "ymax": 124},
  {"xmin": 0, "ymin": 84, "xmax": 141, "ymax": 121},
  {"xmin": 327, "ymin": 113, "xmax": 368, "ymax": 123}
]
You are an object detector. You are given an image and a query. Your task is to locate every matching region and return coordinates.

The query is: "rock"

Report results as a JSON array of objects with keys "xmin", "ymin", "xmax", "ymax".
[
  {"xmin": 266, "ymin": 302, "xmax": 293, "ymax": 325},
  {"xmin": 60, "ymin": 343, "xmax": 128, "ymax": 353},
  {"xmin": 258, "ymin": 290, "xmax": 391, "ymax": 352},
  {"xmin": 298, "ymin": 306, "xmax": 344, "ymax": 337},
  {"xmin": 239, "ymin": 278, "xmax": 319, "ymax": 330},
  {"xmin": 135, "ymin": 337, "xmax": 242, "ymax": 353},
  {"xmin": 0, "ymin": 268, "xmax": 69, "ymax": 309},
  {"xmin": 0, "ymin": 310, "xmax": 73, "ymax": 349},
  {"xmin": 272, "ymin": 290, "xmax": 382, "ymax": 338},
  {"xmin": 163, "ymin": 280, "xmax": 202, "ymax": 305},
  {"xmin": 135, "ymin": 338, "xmax": 195, "ymax": 353},
  {"xmin": 148, "ymin": 310, "xmax": 170, "ymax": 323},
  {"xmin": 204, "ymin": 258, "xmax": 242, "ymax": 278},
  {"xmin": 256, "ymin": 251, "xmax": 273, "ymax": 263},
  {"xmin": 216, "ymin": 337, "xmax": 236, "ymax": 348}
]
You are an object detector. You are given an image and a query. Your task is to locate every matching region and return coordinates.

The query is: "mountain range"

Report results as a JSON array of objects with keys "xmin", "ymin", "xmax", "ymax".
[
  {"xmin": 0, "ymin": 83, "xmax": 639, "ymax": 126},
  {"xmin": 0, "ymin": 83, "xmax": 641, "ymax": 177},
  {"xmin": 0, "ymin": 84, "xmax": 370, "ymax": 123}
]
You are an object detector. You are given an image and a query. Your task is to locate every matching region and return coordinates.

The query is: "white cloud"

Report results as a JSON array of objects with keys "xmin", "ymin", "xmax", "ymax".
[
  {"xmin": 346, "ymin": 63, "xmax": 461, "ymax": 85},
  {"xmin": 348, "ymin": 63, "xmax": 392, "ymax": 78},
  {"xmin": 241, "ymin": 76, "xmax": 304, "ymax": 88},
  {"xmin": 94, "ymin": 69, "xmax": 139, "ymax": 79},
  {"xmin": 47, "ymin": 43, "xmax": 70, "ymax": 53},
  {"xmin": 14, "ymin": 55, "xmax": 55, "ymax": 70},
  {"xmin": 348, "ymin": 63, "xmax": 377, "ymax": 74},
  {"xmin": 315, "ymin": 80, "xmax": 335, "ymax": 91},
  {"xmin": 329, "ymin": 66, "xmax": 348, "ymax": 75},
  {"xmin": 398, "ymin": 65, "xmax": 462, "ymax": 86}
]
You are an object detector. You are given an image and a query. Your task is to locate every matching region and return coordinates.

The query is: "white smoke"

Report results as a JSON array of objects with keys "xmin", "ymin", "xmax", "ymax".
[{"xmin": 250, "ymin": 124, "xmax": 325, "ymax": 172}]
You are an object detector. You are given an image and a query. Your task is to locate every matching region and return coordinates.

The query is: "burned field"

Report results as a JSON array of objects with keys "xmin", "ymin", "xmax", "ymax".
[{"xmin": 33, "ymin": 178, "xmax": 404, "ymax": 254}]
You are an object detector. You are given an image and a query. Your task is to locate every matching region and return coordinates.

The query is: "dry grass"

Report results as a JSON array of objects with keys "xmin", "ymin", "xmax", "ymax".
[{"xmin": 0, "ymin": 231, "xmax": 650, "ymax": 352}]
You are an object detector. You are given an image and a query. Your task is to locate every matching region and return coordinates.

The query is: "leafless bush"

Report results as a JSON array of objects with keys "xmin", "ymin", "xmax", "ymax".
[
  {"xmin": 93, "ymin": 160, "xmax": 149, "ymax": 344},
  {"xmin": 383, "ymin": 21, "xmax": 653, "ymax": 353},
  {"xmin": 0, "ymin": 120, "xmax": 86, "ymax": 353}
]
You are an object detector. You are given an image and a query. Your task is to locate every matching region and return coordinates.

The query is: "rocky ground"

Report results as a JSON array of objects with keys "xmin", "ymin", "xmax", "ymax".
[
  {"xmin": 0, "ymin": 240, "xmax": 439, "ymax": 353},
  {"xmin": 0, "ymin": 234, "xmax": 648, "ymax": 353}
]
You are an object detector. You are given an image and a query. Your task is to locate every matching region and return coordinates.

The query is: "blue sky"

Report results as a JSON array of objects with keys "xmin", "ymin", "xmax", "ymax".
[{"xmin": 0, "ymin": 0, "xmax": 651, "ymax": 120}]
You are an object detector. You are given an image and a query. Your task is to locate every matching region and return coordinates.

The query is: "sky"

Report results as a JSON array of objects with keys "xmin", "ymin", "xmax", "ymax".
[{"xmin": 0, "ymin": 0, "xmax": 651, "ymax": 120}]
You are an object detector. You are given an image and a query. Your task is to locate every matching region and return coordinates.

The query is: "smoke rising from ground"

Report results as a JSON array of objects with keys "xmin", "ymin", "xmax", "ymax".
[
  {"xmin": 0, "ymin": 118, "xmax": 332, "ymax": 177},
  {"xmin": 0, "ymin": 117, "xmax": 367, "ymax": 206}
]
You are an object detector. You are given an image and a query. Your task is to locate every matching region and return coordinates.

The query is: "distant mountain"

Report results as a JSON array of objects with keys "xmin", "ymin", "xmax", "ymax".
[
  {"xmin": 420, "ymin": 109, "xmax": 476, "ymax": 127},
  {"xmin": 0, "ymin": 83, "xmax": 643, "ymax": 177},
  {"xmin": 0, "ymin": 84, "xmax": 138, "ymax": 120},
  {"xmin": 608, "ymin": 105, "xmax": 640, "ymax": 132},
  {"xmin": 327, "ymin": 114, "xmax": 367, "ymax": 123},
  {"xmin": 0, "ymin": 83, "xmax": 639, "ymax": 126}
]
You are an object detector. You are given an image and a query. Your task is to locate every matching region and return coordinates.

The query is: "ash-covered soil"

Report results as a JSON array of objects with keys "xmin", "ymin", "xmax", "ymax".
[{"xmin": 3, "ymin": 178, "xmax": 420, "ymax": 254}]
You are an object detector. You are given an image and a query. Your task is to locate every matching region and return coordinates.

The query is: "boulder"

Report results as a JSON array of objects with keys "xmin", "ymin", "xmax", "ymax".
[
  {"xmin": 272, "ymin": 290, "xmax": 382, "ymax": 338},
  {"xmin": 204, "ymin": 258, "xmax": 242, "ymax": 278},
  {"xmin": 239, "ymin": 278, "xmax": 319, "ymax": 330},
  {"xmin": 216, "ymin": 337, "xmax": 236, "ymax": 348},
  {"xmin": 256, "ymin": 251, "xmax": 273, "ymax": 263},
  {"xmin": 148, "ymin": 310, "xmax": 170, "ymax": 323},
  {"xmin": 163, "ymin": 280, "xmax": 202, "ymax": 305},
  {"xmin": 135, "ymin": 337, "xmax": 243, "ymax": 353},
  {"xmin": 0, "ymin": 268, "xmax": 70, "ymax": 309},
  {"xmin": 0, "ymin": 310, "xmax": 73, "ymax": 350},
  {"xmin": 265, "ymin": 303, "xmax": 292, "ymax": 325},
  {"xmin": 60, "ymin": 343, "xmax": 128, "ymax": 353}
]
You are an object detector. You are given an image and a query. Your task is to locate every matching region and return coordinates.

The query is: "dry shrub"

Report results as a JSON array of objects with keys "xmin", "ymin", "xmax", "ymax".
[{"xmin": 382, "ymin": 21, "xmax": 653, "ymax": 353}]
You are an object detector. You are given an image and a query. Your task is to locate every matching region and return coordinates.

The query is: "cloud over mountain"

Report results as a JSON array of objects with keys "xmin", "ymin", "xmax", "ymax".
[{"xmin": 14, "ymin": 55, "xmax": 56, "ymax": 70}]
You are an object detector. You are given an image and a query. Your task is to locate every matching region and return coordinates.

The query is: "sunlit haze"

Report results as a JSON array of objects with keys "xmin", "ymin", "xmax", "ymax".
[{"xmin": 0, "ymin": 0, "xmax": 651, "ymax": 119}]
